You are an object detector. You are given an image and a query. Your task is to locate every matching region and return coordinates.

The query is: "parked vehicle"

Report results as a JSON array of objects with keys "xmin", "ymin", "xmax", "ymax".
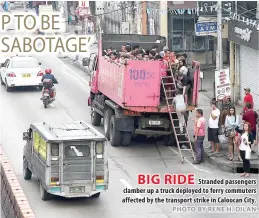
[
  {"xmin": 22, "ymin": 121, "xmax": 109, "ymax": 200},
  {"xmin": 86, "ymin": 34, "xmax": 200, "ymax": 147},
  {"xmin": 0, "ymin": 56, "xmax": 43, "ymax": 92}
]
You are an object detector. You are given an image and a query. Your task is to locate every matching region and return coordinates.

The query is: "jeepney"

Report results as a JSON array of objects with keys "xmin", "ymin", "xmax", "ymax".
[{"xmin": 22, "ymin": 121, "xmax": 109, "ymax": 201}]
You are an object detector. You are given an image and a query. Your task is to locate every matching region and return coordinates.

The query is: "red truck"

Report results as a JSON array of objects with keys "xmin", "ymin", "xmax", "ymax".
[{"xmin": 85, "ymin": 34, "xmax": 200, "ymax": 147}]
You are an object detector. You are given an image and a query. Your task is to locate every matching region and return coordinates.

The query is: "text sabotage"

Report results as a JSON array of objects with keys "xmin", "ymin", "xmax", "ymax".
[
  {"xmin": 0, "ymin": 13, "xmax": 90, "ymax": 53},
  {"xmin": 137, "ymin": 174, "xmax": 195, "ymax": 185}
]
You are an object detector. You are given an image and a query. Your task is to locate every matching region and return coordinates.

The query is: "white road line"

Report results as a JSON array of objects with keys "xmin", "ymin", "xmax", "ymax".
[
  {"xmin": 168, "ymin": 147, "xmax": 213, "ymax": 174},
  {"xmin": 120, "ymin": 179, "xmax": 144, "ymax": 199},
  {"xmin": 52, "ymin": 56, "xmax": 88, "ymax": 83}
]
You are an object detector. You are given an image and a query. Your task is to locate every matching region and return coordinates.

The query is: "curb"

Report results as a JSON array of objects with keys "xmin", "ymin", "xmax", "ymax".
[{"xmin": 0, "ymin": 145, "xmax": 36, "ymax": 218}]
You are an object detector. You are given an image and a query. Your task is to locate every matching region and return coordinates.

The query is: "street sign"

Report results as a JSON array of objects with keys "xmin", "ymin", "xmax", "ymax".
[
  {"xmin": 77, "ymin": 7, "xmax": 90, "ymax": 16},
  {"xmin": 215, "ymin": 68, "xmax": 231, "ymax": 100},
  {"xmin": 79, "ymin": 1, "xmax": 89, "ymax": 8},
  {"xmin": 195, "ymin": 22, "xmax": 218, "ymax": 36}
]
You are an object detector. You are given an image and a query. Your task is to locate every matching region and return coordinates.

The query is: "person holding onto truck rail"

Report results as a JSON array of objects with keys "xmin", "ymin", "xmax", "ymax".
[
  {"xmin": 173, "ymin": 90, "xmax": 187, "ymax": 134},
  {"xmin": 176, "ymin": 73, "xmax": 191, "ymax": 105}
]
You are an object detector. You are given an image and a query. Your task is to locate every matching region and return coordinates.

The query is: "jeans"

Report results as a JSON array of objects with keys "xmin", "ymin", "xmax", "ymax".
[
  {"xmin": 195, "ymin": 136, "xmax": 205, "ymax": 162},
  {"xmin": 176, "ymin": 111, "xmax": 186, "ymax": 133},
  {"xmin": 240, "ymin": 150, "xmax": 250, "ymax": 173}
]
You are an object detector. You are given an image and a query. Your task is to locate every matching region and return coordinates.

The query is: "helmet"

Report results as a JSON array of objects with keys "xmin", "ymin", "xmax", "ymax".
[{"xmin": 45, "ymin": 69, "xmax": 51, "ymax": 74}]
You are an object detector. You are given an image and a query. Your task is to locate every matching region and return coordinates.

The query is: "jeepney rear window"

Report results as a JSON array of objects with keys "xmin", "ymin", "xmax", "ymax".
[
  {"xmin": 51, "ymin": 143, "xmax": 59, "ymax": 156},
  {"xmin": 65, "ymin": 145, "xmax": 90, "ymax": 157}
]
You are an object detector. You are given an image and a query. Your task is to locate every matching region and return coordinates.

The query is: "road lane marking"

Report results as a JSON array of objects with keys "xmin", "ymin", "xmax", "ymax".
[
  {"xmin": 120, "ymin": 179, "xmax": 144, "ymax": 199},
  {"xmin": 168, "ymin": 147, "xmax": 213, "ymax": 174},
  {"xmin": 52, "ymin": 56, "xmax": 88, "ymax": 83}
]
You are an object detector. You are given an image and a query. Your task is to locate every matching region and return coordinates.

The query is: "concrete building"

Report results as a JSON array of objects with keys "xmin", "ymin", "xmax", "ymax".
[{"xmin": 228, "ymin": 1, "xmax": 259, "ymax": 106}]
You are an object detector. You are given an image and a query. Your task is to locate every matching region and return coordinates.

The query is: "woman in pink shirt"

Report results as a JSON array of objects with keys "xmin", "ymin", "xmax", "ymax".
[{"xmin": 193, "ymin": 109, "xmax": 206, "ymax": 164}]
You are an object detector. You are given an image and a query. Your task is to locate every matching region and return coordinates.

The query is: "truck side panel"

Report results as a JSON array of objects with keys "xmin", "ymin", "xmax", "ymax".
[
  {"xmin": 124, "ymin": 60, "xmax": 161, "ymax": 107},
  {"xmin": 98, "ymin": 57, "xmax": 125, "ymax": 107}
]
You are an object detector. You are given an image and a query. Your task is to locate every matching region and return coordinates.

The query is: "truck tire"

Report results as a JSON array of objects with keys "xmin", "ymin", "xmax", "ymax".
[
  {"xmin": 23, "ymin": 158, "xmax": 32, "ymax": 180},
  {"xmin": 40, "ymin": 181, "xmax": 51, "ymax": 201},
  {"xmin": 163, "ymin": 134, "xmax": 176, "ymax": 146},
  {"xmin": 121, "ymin": 132, "xmax": 132, "ymax": 146},
  {"xmin": 109, "ymin": 115, "xmax": 121, "ymax": 147},
  {"xmin": 91, "ymin": 108, "xmax": 102, "ymax": 126},
  {"xmin": 104, "ymin": 108, "xmax": 113, "ymax": 139}
]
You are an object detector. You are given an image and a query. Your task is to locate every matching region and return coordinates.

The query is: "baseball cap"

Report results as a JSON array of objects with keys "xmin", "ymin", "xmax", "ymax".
[{"xmin": 244, "ymin": 88, "xmax": 251, "ymax": 92}]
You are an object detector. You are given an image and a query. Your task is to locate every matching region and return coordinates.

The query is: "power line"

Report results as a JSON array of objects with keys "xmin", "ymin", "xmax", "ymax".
[{"xmin": 92, "ymin": 2, "xmax": 142, "ymax": 17}]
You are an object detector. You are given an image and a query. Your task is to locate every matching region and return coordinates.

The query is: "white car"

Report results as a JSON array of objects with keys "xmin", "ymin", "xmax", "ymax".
[{"xmin": 0, "ymin": 56, "xmax": 43, "ymax": 92}]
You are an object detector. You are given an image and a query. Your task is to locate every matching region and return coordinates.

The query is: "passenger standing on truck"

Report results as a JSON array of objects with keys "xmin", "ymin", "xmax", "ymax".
[
  {"xmin": 104, "ymin": 47, "xmax": 113, "ymax": 57},
  {"xmin": 135, "ymin": 50, "xmax": 144, "ymax": 60},
  {"xmin": 173, "ymin": 90, "xmax": 187, "ymax": 134},
  {"xmin": 176, "ymin": 73, "xmax": 191, "ymax": 104}
]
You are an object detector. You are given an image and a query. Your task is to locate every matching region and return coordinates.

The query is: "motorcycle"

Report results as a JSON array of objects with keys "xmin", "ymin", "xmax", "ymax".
[
  {"xmin": 41, "ymin": 78, "xmax": 58, "ymax": 108},
  {"xmin": 42, "ymin": 87, "xmax": 54, "ymax": 108}
]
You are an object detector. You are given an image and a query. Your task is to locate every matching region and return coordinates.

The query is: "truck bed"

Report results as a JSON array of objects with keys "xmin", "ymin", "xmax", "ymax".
[{"xmin": 96, "ymin": 57, "xmax": 198, "ymax": 113}]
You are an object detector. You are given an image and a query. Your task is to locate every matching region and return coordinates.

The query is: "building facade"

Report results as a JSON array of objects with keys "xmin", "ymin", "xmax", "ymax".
[{"xmin": 228, "ymin": 19, "xmax": 259, "ymax": 108}]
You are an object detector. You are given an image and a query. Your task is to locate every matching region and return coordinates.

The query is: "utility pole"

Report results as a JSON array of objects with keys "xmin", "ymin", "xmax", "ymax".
[
  {"xmin": 216, "ymin": 1, "xmax": 223, "ymax": 71},
  {"xmin": 141, "ymin": 1, "xmax": 147, "ymax": 35},
  {"xmin": 63, "ymin": 1, "xmax": 69, "ymax": 33}
]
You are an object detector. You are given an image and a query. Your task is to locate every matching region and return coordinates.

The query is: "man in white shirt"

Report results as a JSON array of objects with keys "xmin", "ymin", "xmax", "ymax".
[
  {"xmin": 173, "ymin": 90, "xmax": 187, "ymax": 133},
  {"xmin": 208, "ymin": 101, "xmax": 221, "ymax": 153}
]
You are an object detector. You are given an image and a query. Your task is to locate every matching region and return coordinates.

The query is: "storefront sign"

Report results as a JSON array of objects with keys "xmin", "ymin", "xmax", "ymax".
[
  {"xmin": 229, "ymin": 12, "xmax": 259, "ymax": 30},
  {"xmin": 195, "ymin": 22, "xmax": 217, "ymax": 36},
  {"xmin": 228, "ymin": 20, "xmax": 259, "ymax": 50},
  {"xmin": 234, "ymin": 27, "xmax": 252, "ymax": 42},
  {"xmin": 215, "ymin": 68, "xmax": 231, "ymax": 100}
]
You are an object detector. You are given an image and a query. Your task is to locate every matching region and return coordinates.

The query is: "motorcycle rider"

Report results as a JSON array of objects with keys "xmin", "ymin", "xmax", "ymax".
[{"xmin": 40, "ymin": 69, "xmax": 58, "ymax": 101}]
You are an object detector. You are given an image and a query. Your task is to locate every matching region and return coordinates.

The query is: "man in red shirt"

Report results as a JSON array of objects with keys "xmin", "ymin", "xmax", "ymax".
[
  {"xmin": 243, "ymin": 88, "xmax": 253, "ymax": 114},
  {"xmin": 243, "ymin": 102, "xmax": 257, "ymax": 142}
]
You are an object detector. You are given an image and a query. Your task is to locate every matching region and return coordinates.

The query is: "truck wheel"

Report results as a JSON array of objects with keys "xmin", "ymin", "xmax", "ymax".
[
  {"xmin": 163, "ymin": 134, "xmax": 176, "ymax": 146},
  {"xmin": 92, "ymin": 192, "xmax": 100, "ymax": 198},
  {"xmin": 40, "ymin": 181, "xmax": 51, "ymax": 201},
  {"xmin": 91, "ymin": 108, "xmax": 102, "ymax": 126},
  {"xmin": 104, "ymin": 109, "xmax": 113, "ymax": 139},
  {"xmin": 121, "ymin": 132, "xmax": 132, "ymax": 146},
  {"xmin": 109, "ymin": 115, "xmax": 121, "ymax": 147},
  {"xmin": 23, "ymin": 158, "xmax": 32, "ymax": 180}
]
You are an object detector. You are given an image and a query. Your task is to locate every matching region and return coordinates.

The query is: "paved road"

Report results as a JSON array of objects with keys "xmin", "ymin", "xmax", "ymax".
[{"xmin": 0, "ymin": 55, "xmax": 258, "ymax": 217}]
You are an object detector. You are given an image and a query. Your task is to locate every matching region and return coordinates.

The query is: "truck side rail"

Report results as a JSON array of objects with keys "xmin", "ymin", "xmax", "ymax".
[{"xmin": 0, "ymin": 145, "xmax": 36, "ymax": 218}]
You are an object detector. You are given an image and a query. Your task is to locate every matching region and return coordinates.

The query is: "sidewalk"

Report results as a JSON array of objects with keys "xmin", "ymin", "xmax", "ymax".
[{"xmin": 192, "ymin": 79, "xmax": 259, "ymax": 173}]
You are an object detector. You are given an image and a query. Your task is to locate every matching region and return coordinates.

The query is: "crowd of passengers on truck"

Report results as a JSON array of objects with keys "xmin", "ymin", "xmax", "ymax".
[{"xmin": 103, "ymin": 43, "xmax": 194, "ymax": 106}]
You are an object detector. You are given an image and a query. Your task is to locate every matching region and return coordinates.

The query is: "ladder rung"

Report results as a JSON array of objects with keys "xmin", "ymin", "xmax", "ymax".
[
  {"xmin": 176, "ymin": 134, "xmax": 186, "ymax": 136},
  {"xmin": 179, "ymin": 141, "xmax": 190, "ymax": 143},
  {"xmin": 180, "ymin": 149, "xmax": 192, "ymax": 151},
  {"xmin": 163, "ymin": 83, "xmax": 174, "ymax": 85},
  {"xmin": 166, "ymin": 97, "xmax": 174, "ymax": 100},
  {"xmin": 172, "ymin": 119, "xmax": 179, "ymax": 121},
  {"xmin": 162, "ymin": 76, "xmax": 174, "ymax": 79},
  {"xmin": 165, "ymin": 90, "xmax": 175, "ymax": 92}
]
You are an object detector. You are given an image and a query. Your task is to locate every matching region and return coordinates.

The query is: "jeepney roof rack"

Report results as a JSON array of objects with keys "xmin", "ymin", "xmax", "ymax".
[{"xmin": 41, "ymin": 121, "xmax": 98, "ymax": 139}]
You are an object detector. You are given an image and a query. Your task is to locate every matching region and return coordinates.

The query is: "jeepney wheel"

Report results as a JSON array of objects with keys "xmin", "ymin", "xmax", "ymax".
[
  {"xmin": 163, "ymin": 134, "xmax": 176, "ymax": 146},
  {"xmin": 92, "ymin": 192, "xmax": 100, "ymax": 198},
  {"xmin": 104, "ymin": 108, "xmax": 113, "ymax": 139},
  {"xmin": 121, "ymin": 132, "xmax": 132, "ymax": 146},
  {"xmin": 109, "ymin": 115, "xmax": 121, "ymax": 147},
  {"xmin": 40, "ymin": 181, "xmax": 51, "ymax": 201},
  {"xmin": 91, "ymin": 107, "xmax": 101, "ymax": 126},
  {"xmin": 23, "ymin": 158, "xmax": 32, "ymax": 180}
]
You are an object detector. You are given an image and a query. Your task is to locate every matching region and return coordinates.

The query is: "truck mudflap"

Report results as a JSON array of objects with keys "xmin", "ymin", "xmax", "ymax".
[{"xmin": 114, "ymin": 117, "xmax": 134, "ymax": 132}]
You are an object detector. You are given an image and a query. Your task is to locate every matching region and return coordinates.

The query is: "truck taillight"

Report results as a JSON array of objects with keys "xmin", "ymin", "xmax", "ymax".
[
  {"xmin": 123, "ymin": 110, "xmax": 141, "ymax": 116},
  {"xmin": 37, "ymin": 71, "xmax": 43, "ymax": 76},
  {"xmin": 50, "ymin": 177, "xmax": 60, "ymax": 186},
  {"xmin": 7, "ymin": 73, "xmax": 16, "ymax": 77}
]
